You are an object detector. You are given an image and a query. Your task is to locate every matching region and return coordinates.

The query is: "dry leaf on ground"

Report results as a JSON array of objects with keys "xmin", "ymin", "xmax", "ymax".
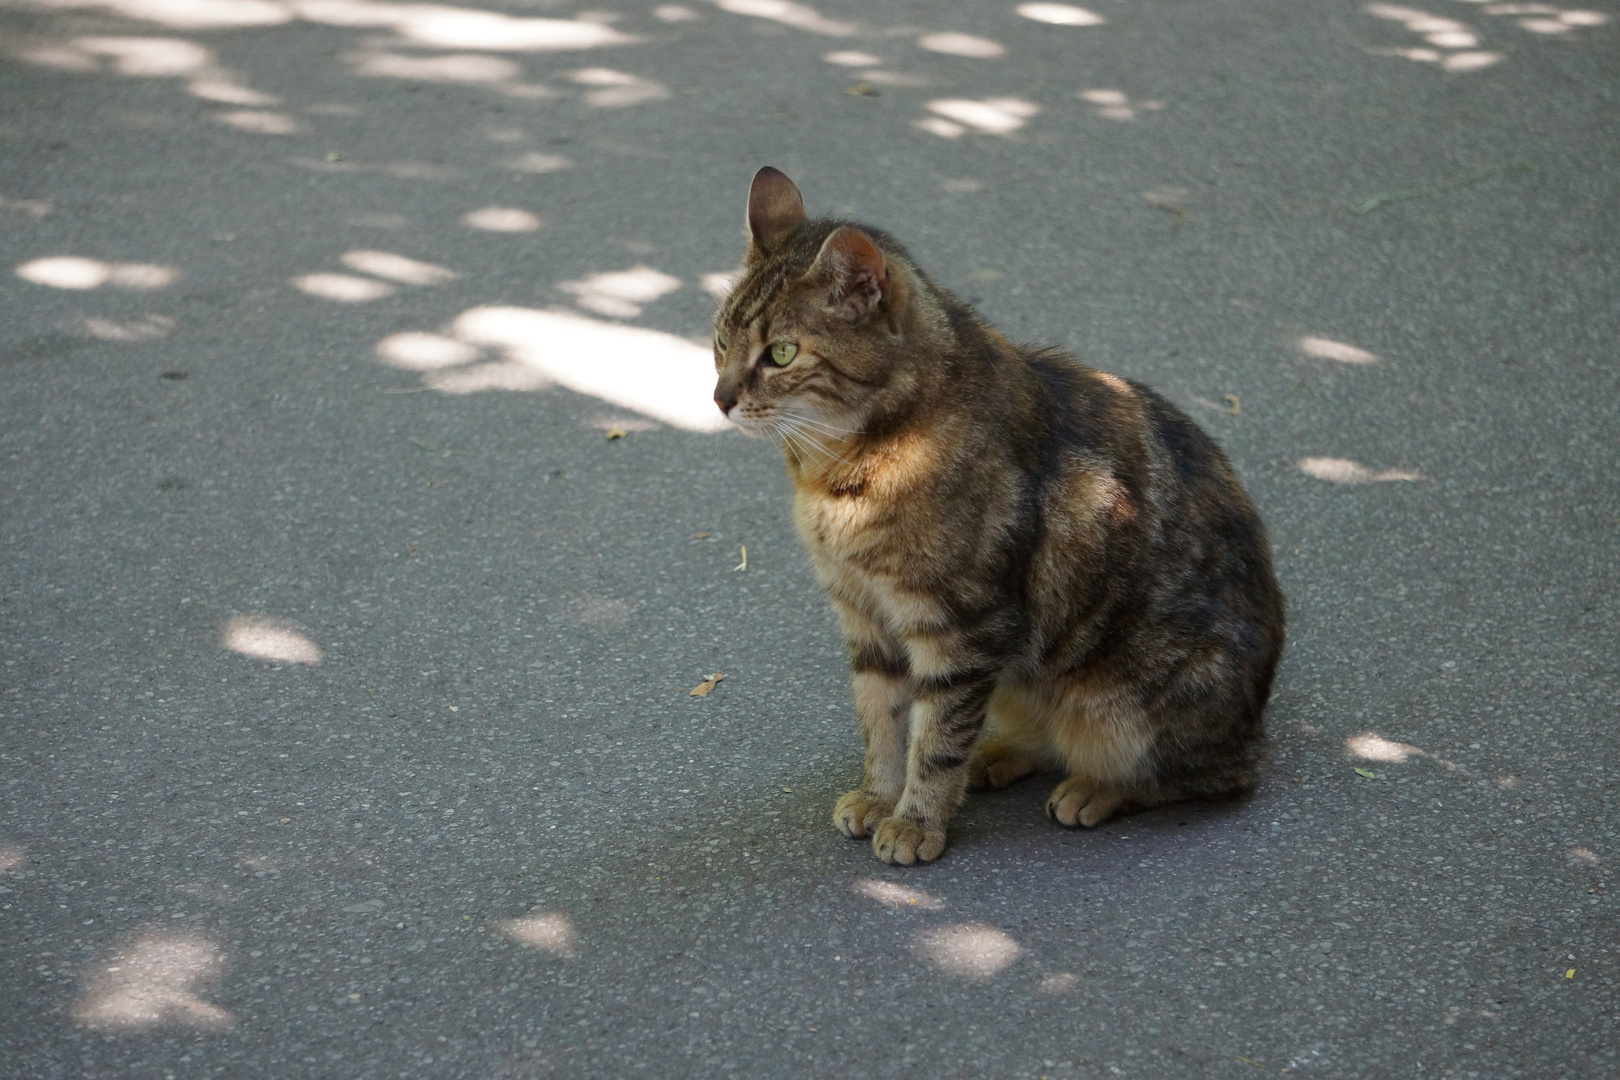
[{"xmin": 689, "ymin": 673, "xmax": 725, "ymax": 697}]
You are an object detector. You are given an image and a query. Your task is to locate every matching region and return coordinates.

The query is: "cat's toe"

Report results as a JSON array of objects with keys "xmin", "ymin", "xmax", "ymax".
[
  {"xmin": 967, "ymin": 741, "xmax": 1040, "ymax": 791},
  {"xmin": 833, "ymin": 790, "xmax": 893, "ymax": 839},
  {"xmin": 1045, "ymin": 778, "xmax": 1123, "ymax": 828},
  {"xmin": 871, "ymin": 817, "xmax": 946, "ymax": 865}
]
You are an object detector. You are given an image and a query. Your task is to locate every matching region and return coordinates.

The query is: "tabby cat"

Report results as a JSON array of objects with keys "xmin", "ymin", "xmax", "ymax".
[{"xmin": 712, "ymin": 167, "xmax": 1285, "ymax": 865}]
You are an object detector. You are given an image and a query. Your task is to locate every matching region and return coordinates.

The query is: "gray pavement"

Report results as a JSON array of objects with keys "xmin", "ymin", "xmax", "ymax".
[{"xmin": 2, "ymin": 0, "xmax": 1617, "ymax": 1076}]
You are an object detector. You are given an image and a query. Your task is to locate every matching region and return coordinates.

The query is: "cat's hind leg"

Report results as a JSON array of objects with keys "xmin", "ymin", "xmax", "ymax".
[
  {"xmin": 967, "ymin": 683, "xmax": 1047, "ymax": 790},
  {"xmin": 1043, "ymin": 681, "xmax": 1157, "ymax": 829}
]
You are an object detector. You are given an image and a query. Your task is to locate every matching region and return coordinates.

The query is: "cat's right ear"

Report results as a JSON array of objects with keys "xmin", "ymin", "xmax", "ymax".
[{"xmin": 746, "ymin": 166, "xmax": 807, "ymax": 256}]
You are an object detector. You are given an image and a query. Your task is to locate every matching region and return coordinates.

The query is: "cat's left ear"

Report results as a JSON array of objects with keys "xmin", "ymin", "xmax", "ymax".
[
  {"xmin": 813, "ymin": 227, "xmax": 888, "ymax": 323},
  {"xmin": 747, "ymin": 166, "xmax": 807, "ymax": 256}
]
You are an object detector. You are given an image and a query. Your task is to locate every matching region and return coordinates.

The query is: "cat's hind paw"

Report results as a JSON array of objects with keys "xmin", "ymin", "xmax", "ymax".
[
  {"xmin": 1045, "ymin": 778, "xmax": 1124, "ymax": 828},
  {"xmin": 967, "ymin": 740, "xmax": 1041, "ymax": 790},
  {"xmin": 872, "ymin": 817, "xmax": 946, "ymax": 865},
  {"xmin": 833, "ymin": 790, "xmax": 894, "ymax": 839}
]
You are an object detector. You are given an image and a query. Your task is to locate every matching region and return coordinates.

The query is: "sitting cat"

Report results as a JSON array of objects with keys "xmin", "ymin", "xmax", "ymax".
[{"xmin": 712, "ymin": 167, "xmax": 1285, "ymax": 865}]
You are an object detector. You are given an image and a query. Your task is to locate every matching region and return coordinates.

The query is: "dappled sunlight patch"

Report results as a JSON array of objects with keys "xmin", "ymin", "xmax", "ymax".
[
  {"xmin": 495, "ymin": 909, "xmax": 577, "ymax": 956},
  {"xmin": 854, "ymin": 878, "xmax": 945, "ymax": 910},
  {"xmin": 1299, "ymin": 336, "xmax": 1378, "ymax": 364},
  {"xmin": 215, "ymin": 109, "xmax": 302, "ymax": 134},
  {"xmin": 0, "ymin": 196, "xmax": 52, "ymax": 219},
  {"xmin": 34, "ymin": 0, "xmax": 293, "ymax": 30},
  {"xmin": 462, "ymin": 206, "xmax": 542, "ymax": 232},
  {"xmin": 292, "ymin": 271, "xmax": 395, "ymax": 302},
  {"xmin": 505, "ymin": 151, "xmax": 574, "ymax": 174},
  {"xmin": 71, "ymin": 35, "xmax": 211, "ymax": 75},
  {"xmin": 916, "ymin": 97, "xmax": 1039, "ymax": 137},
  {"xmin": 220, "ymin": 615, "xmax": 323, "ymax": 664},
  {"xmin": 82, "ymin": 315, "xmax": 177, "ymax": 341},
  {"xmin": 73, "ymin": 931, "xmax": 234, "ymax": 1033},
  {"xmin": 1298, "ymin": 457, "xmax": 1425, "ymax": 484},
  {"xmin": 560, "ymin": 265, "xmax": 681, "ymax": 318},
  {"xmin": 701, "ymin": 270, "xmax": 740, "ymax": 300},
  {"xmin": 376, "ymin": 331, "xmax": 483, "ymax": 369},
  {"xmin": 1079, "ymin": 87, "xmax": 1163, "ymax": 121},
  {"xmin": 917, "ymin": 31, "xmax": 1005, "ymax": 58},
  {"xmin": 294, "ymin": 0, "xmax": 637, "ymax": 52},
  {"xmin": 435, "ymin": 306, "xmax": 730, "ymax": 430},
  {"xmin": 1569, "ymin": 847, "xmax": 1600, "ymax": 866},
  {"xmin": 17, "ymin": 256, "xmax": 180, "ymax": 290},
  {"xmin": 1364, "ymin": 4, "xmax": 1504, "ymax": 70},
  {"xmin": 1018, "ymin": 3, "xmax": 1104, "ymax": 26},
  {"xmin": 341, "ymin": 249, "xmax": 456, "ymax": 285},
  {"xmin": 912, "ymin": 923, "xmax": 1023, "ymax": 979},
  {"xmin": 0, "ymin": 845, "xmax": 25, "ymax": 874},
  {"xmin": 188, "ymin": 79, "xmax": 278, "ymax": 105},
  {"xmin": 571, "ymin": 67, "xmax": 668, "ymax": 107},
  {"xmin": 348, "ymin": 49, "xmax": 523, "ymax": 84},
  {"xmin": 1346, "ymin": 732, "xmax": 1423, "ymax": 763},
  {"xmin": 655, "ymin": 4, "xmax": 699, "ymax": 20},
  {"xmin": 823, "ymin": 49, "xmax": 880, "ymax": 66},
  {"xmin": 1038, "ymin": 971, "xmax": 1079, "ymax": 992},
  {"xmin": 712, "ymin": 0, "xmax": 855, "ymax": 36}
]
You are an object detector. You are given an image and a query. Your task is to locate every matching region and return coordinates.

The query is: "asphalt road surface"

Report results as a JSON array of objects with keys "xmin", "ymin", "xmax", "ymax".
[{"xmin": 2, "ymin": 0, "xmax": 1616, "ymax": 1076}]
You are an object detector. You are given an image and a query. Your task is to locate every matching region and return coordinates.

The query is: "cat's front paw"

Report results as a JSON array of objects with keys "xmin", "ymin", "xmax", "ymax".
[
  {"xmin": 833, "ymin": 790, "xmax": 893, "ymax": 839},
  {"xmin": 1045, "ymin": 777, "xmax": 1124, "ymax": 828},
  {"xmin": 871, "ymin": 817, "xmax": 946, "ymax": 865}
]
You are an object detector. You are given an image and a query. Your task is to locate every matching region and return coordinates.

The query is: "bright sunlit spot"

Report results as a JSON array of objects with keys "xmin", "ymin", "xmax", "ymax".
[
  {"xmin": 220, "ymin": 615, "xmax": 323, "ymax": 664},
  {"xmin": 1079, "ymin": 88, "xmax": 1163, "ymax": 121},
  {"xmin": 1039, "ymin": 972, "xmax": 1080, "ymax": 992},
  {"xmin": 1364, "ymin": 4, "xmax": 1503, "ymax": 70},
  {"xmin": 823, "ymin": 50, "xmax": 881, "ymax": 66},
  {"xmin": 1299, "ymin": 336, "xmax": 1379, "ymax": 364},
  {"xmin": 376, "ymin": 331, "xmax": 483, "ymax": 369},
  {"xmin": 1570, "ymin": 847, "xmax": 1600, "ymax": 866},
  {"xmin": 495, "ymin": 909, "xmax": 577, "ymax": 957},
  {"xmin": 916, "ymin": 97, "xmax": 1039, "ymax": 138},
  {"xmin": 72, "ymin": 931, "xmax": 234, "ymax": 1033},
  {"xmin": 1298, "ymin": 457, "xmax": 1425, "ymax": 483},
  {"xmin": 1346, "ymin": 733, "xmax": 1423, "ymax": 763},
  {"xmin": 712, "ymin": 0, "xmax": 855, "ymax": 36},
  {"xmin": 461, "ymin": 206, "xmax": 542, "ymax": 232},
  {"xmin": 292, "ymin": 272, "xmax": 395, "ymax": 302},
  {"xmin": 560, "ymin": 265, "xmax": 681, "ymax": 318},
  {"xmin": 422, "ymin": 306, "xmax": 730, "ymax": 430},
  {"xmin": 82, "ymin": 315, "xmax": 177, "ymax": 340},
  {"xmin": 215, "ymin": 109, "xmax": 302, "ymax": 134},
  {"xmin": 16, "ymin": 256, "xmax": 180, "ymax": 290},
  {"xmin": 854, "ymin": 878, "xmax": 946, "ymax": 910},
  {"xmin": 349, "ymin": 50, "xmax": 522, "ymax": 84},
  {"xmin": 341, "ymin": 249, "xmax": 456, "ymax": 285},
  {"xmin": 570, "ymin": 67, "xmax": 668, "ymax": 107},
  {"xmin": 916, "ymin": 32, "xmax": 1005, "ymax": 58},
  {"xmin": 1018, "ymin": 3, "xmax": 1105, "ymax": 26},
  {"xmin": 505, "ymin": 152, "xmax": 574, "ymax": 174},
  {"xmin": 912, "ymin": 923, "xmax": 1023, "ymax": 979}
]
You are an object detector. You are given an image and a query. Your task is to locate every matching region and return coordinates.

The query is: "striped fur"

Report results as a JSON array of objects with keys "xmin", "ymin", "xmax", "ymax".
[{"xmin": 713, "ymin": 168, "xmax": 1285, "ymax": 865}]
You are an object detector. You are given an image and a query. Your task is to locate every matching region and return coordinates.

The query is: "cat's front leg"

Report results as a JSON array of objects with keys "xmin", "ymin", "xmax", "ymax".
[
  {"xmin": 872, "ymin": 669, "xmax": 997, "ymax": 865},
  {"xmin": 832, "ymin": 656, "xmax": 911, "ymax": 841}
]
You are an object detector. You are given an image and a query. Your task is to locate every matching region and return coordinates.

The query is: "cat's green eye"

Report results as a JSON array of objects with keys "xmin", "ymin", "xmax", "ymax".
[
  {"xmin": 769, "ymin": 341, "xmax": 798, "ymax": 366},
  {"xmin": 715, "ymin": 330, "xmax": 728, "ymax": 351}
]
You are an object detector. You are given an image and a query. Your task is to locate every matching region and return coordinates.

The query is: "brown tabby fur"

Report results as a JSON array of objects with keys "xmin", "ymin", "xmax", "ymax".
[{"xmin": 712, "ymin": 167, "xmax": 1285, "ymax": 865}]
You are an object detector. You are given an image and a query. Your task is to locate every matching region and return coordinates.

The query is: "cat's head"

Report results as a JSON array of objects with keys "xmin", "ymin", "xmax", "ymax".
[{"xmin": 712, "ymin": 167, "xmax": 921, "ymax": 451}]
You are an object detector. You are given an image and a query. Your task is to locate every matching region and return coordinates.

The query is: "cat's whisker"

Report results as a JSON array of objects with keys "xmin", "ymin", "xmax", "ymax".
[
  {"xmin": 778, "ymin": 417, "xmax": 855, "ymax": 467},
  {"xmin": 785, "ymin": 413, "xmax": 866, "ymax": 438}
]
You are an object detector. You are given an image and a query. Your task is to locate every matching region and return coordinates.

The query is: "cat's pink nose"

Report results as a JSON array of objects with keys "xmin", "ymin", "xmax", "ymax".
[{"xmin": 714, "ymin": 383, "xmax": 738, "ymax": 415}]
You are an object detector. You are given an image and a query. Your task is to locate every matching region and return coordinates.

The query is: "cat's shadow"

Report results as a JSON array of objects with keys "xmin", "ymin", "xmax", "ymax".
[{"xmin": 948, "ymin": 772, "xmax": 1250, "ymax": 856}]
